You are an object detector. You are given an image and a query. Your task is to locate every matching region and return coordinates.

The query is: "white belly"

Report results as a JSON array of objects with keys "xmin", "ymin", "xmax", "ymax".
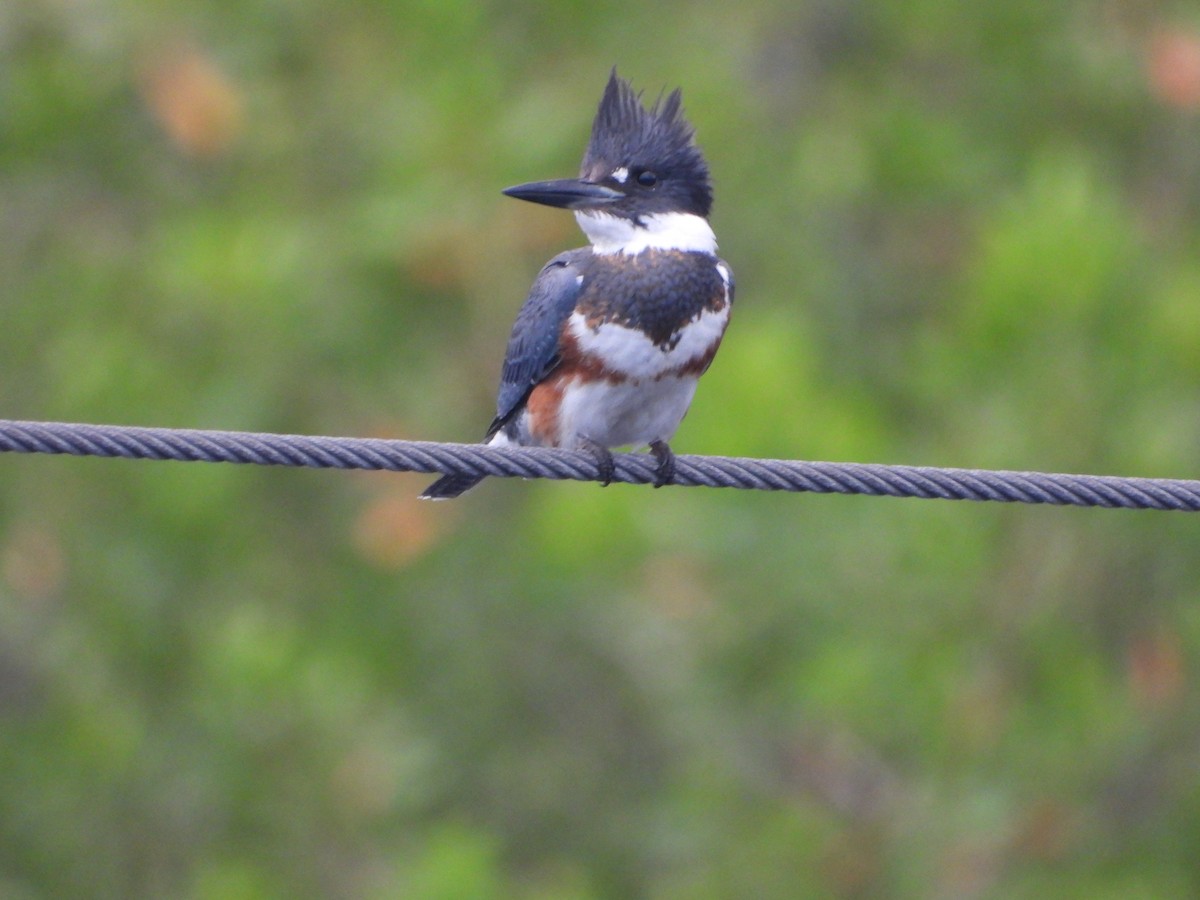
[
  {"xmin": 556, "ymin": 375, "xmax": 699, "ymax": 450},
  {"xmin": 546, "ymin": 302, "xmax": 726, "ymax": 449}
]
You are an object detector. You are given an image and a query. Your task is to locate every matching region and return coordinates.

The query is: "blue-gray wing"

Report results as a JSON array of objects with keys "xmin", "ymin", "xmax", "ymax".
[{"xmin": 487, "ymin": 249, "xmax": 588, "ymax": 436}]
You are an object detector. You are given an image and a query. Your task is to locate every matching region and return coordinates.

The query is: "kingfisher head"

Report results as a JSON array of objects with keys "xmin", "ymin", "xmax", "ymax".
[{"xmin": 503, "ymin": 70, "xmax": 717, "ymax": 255}]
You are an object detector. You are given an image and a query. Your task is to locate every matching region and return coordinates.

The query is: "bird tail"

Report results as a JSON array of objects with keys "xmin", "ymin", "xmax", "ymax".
[
  {"xmin": 419, "ymin": 472, "xmax": 485, "ymax": 501},
  {"xmin": 419, "ymin": 426, "xmax": 512, "ymax": 500}
]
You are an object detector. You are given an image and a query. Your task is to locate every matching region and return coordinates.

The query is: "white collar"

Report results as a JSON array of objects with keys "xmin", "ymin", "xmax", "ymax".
[{"xmin": 575, "ymin": 210, "xmax": 717, "ymax": 255}]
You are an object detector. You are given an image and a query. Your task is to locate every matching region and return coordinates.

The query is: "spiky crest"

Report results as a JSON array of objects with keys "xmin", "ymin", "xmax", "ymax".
[{"xmin": 580, "ymin": 69, "xmax": 712, "ymax": 218}]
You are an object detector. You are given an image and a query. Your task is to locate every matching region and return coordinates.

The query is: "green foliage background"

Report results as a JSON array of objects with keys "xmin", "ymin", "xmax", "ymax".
[{"xmin": 4, "ymin": 1, "xmax": 1200, "ymax": 896}]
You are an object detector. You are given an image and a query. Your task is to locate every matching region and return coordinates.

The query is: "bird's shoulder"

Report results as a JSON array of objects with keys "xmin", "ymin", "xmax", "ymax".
[{"xmin": 716, "ymin": 256, "xmax": 735, "ymax": 301}]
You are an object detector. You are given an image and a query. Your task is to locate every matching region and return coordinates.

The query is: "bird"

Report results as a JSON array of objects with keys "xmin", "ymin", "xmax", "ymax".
[{"xmin": 421, "ymin": 69, "xmax": 734, "ymax": 499}]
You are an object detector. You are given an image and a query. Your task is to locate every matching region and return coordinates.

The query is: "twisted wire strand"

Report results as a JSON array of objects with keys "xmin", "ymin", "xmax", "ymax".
[{"xmin": 0, "ymin": 418, "xmax": 1197, "ymax": 511}]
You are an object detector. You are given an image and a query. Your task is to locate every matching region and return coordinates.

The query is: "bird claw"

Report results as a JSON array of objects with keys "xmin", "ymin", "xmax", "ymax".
[
  {"xmin": 579, "ymin": 436, "xmax": 616, "ymax": 486},
  {"xmin": 649, "ymin": 440, "xmax": 675, "ymax": 488}
]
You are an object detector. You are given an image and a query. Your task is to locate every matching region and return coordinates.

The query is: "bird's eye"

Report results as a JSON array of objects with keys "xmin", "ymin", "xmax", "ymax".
[{"xmin": 636, "ymin": 170, "xmax": 658, "ymax": 187}]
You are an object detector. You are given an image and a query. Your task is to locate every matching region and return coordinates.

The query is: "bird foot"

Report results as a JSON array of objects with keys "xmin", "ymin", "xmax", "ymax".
[
  {"xmin": 649, "ymin": 440, "xmax": 675, "ymax": 488},
  {"xmin": 579, "ymin": 436, "xmax": 616, "ymax": 487}
]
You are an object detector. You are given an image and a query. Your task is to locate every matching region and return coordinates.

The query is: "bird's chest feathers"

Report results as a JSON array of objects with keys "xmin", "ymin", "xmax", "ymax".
[
  {"xmin": 567, "ymin": 308, "xmax": 728, "ymax": 380},
  {"xmin": 569, "ymin": 250, "xmax": 730, "ymax": 380}
]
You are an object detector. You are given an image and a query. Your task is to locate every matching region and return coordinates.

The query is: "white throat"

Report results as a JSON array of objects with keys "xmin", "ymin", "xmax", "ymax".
[{"xmin": 575, "ymin": 210, "xmax": 717, "ymax": 256}]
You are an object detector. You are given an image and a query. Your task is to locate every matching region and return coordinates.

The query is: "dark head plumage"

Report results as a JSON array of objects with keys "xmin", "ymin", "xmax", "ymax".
[
  {"xmin": 579, "ymin": 69, "xmax": 713, "ymax": 219},
  {"xmin": 500, "ymin": 70, "xmax": 715, "ymax": 224}
]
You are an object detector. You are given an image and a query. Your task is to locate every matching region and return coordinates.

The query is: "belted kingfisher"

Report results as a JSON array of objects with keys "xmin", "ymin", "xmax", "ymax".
[{"xmin": 421, "ymin": 70, "xmax": 734, "ymax": 499}]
